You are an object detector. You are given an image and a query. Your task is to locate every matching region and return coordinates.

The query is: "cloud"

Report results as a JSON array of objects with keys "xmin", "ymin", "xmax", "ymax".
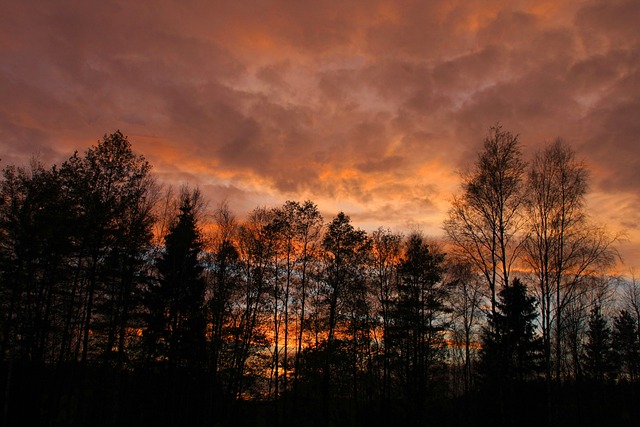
[{"xmin": 1, "ymin": 0, "xmax": 640, "ymax": 271}]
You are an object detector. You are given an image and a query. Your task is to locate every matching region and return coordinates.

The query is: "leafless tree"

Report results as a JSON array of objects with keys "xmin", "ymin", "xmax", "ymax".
[
  {"xmin": 522, "ymin": 140, "xmax": 618, "ymax": 383},
  {"xmin": 445, "ymin": 125, "xmax": 527, "ymax": 317},
  {"xmin": 522, "ymin": 140, "xmax": 618, "ymax": 426},
  {"xmin": 446, "ymin": 257, "xmax": 485, "ymax": 397},
  {"xmin": 370, "ymin": 227, "xmax": 402, "ymax": 407}
]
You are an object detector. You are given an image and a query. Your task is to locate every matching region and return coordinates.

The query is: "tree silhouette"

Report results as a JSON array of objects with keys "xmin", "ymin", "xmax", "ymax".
[
  {"xmin": 522, "ymin": 140, "xmax": 617, "ymax": 426},
  {"xmin": 390, "ymin": 233, "xmax": 447, "ymax": 424},
  {"xmin": 613, "ymin": 310, "xmax": 640, "ymax": 382},
  {"xmin": 142, "ymin": 188, "xmax": 207, "ymax": 426},
  {"xmin": 479, "ymin": 278, "xmax": 542, "ymax": 423},
  {"xmin": 584, "ymin": 304, "xmax": 615, "ymax": 383},
  {"xmin": 320, "ymin": 212, "xmax": 369, "ymax": 422},
  {"xmin": 445, "ymin": 125, "xmax": 526, "ymax": 318},
  {"xmin": 447, "ymin": 258, "xmax": 484, "ymax": 398},
  {"xmin": 1, "ymin": 128, "xmax": 637, "ymax": 427},
  {"xmin": 370, "ymin": 227, "xmax": 402, "ymax": 416},
  {"xmin": 205, "ymin": 202, "xmax": 241, "ymax": 421},
  {"xmin": 59, "ymin": 130, "xmax": 155, "ymax": 364},
  {"xmin": 145, "ymin": 188, "xmax": 206, "ymax": 370},
  {"xmin": 481, "ymin": 279, "xmax": 542, "ymax": 382}
]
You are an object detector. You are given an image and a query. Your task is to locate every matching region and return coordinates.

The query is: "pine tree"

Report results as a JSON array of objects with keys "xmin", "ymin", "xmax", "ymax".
[
  {"xmin": 584, "ymin": 304, "xmax": 615, "ymax": 383},
  {"xmin": 145, "ymin": 188, "xmax": 206, "ymax": 371},
  {"xmin": 390, "ymin": 233, "xmax": 447, "ymax": 424},
  {"xmin": 613, "ymin": 310, "xmax": 640, "ymax": 382},
  {"xmin": 480, "ymin": 278, "xmax": 542, "ymax": 384},
  {"xmin": 478, "ymin": 279, "xmax": 542, "ymax": 424}
]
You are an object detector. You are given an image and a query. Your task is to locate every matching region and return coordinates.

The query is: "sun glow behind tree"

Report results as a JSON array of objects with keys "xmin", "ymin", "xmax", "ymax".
[{"xmin": 0, "ymin": 129, "xmax": 637, "ymax": 426}]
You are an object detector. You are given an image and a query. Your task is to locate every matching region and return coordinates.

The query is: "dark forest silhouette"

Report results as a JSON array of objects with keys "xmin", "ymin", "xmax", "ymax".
[{"xmin": 0, "ymin": 130, "xmax": 638, "ymax": 426}]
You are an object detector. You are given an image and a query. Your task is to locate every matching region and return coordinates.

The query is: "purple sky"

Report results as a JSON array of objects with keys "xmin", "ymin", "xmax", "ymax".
[{"xmin": 2, "ymin": 0, "xmax": 639, "ymax": 272}]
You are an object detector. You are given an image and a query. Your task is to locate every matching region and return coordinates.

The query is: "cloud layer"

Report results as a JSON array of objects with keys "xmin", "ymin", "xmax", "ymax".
[{"xmin": 2, "ymin": 0, "xmax": 639, "ymax": 270}]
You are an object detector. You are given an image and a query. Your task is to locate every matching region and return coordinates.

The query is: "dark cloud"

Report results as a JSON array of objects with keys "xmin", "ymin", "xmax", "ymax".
[{"xmin": 575, "ymin": 0, "xmax": 640, "ymax": 51}]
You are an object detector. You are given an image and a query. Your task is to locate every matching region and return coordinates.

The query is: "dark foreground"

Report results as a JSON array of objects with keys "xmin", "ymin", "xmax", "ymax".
[{"xmin": 2, "ymin": 362, "xmax": 638, "ymax": 427}]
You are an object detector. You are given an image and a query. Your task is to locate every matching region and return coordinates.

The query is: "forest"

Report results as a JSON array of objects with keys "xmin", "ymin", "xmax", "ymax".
[{"xmin": 0, "ymin": 128, "xmax": 638, "ymax": 427}]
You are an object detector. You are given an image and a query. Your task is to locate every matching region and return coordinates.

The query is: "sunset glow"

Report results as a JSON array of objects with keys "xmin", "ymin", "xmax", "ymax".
[{"xmin": 2, "ymin": 0, "xmax": 639, "ymax": 271}]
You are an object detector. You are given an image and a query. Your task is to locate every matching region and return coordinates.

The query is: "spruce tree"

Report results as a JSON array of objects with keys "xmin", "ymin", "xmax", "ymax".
[
  {"xmin": 584, "ymin": 305, "xmax": 615, "ymax": 383},
  {"xmin": 613, "ymin": 310, "xmax": 640, "ymax": 382},
  {"xmin": 145, "ymin": 189, "xmax": 206, "ymax": 371},
  {"xmin": 481, "ymin": 279, "xmax": 542, "ymax": 383},
  {"xmin": 478, "ymin": 279, "xmax": 542, "ymax": 423}
]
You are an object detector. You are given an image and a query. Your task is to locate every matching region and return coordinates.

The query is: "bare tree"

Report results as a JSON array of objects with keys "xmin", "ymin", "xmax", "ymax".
[
  {"xmin": 227, "ymin": 207, "xmax": 275, "ymax": 401},
  {"xmin": 522, "ymin": 140, "xmax": 618, "ymax": 427},
  {"xmin": 203, "ymin": 201, "xmax": 241, "ymax": 419},
  {"xmin": 289, "ymin": 201, "xmax": 323, "ymax": 415},
  {"xmin": 444, "ymin": 125, "xmax": 526, "ymax": 317},
  {"xmin": 620, "ymin": 272, "xmax": 640, "ymax": 346},
  {"xmin": 446, "ymin": 257, "xmax": 485, "ymax": 397},
  {"xmin": 370, "ymin": 227, "xmax": 402, "ymax": 409},
  {"xmin": 522, "ymin": 140, "xmax": 618, "ymax": 382},
  {"xmin": 523, "ymin": 140, "xmax": 585, "ymax": 389}
]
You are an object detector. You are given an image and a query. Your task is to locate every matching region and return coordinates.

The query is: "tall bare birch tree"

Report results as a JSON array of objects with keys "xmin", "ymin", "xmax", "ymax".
[
  {"xmin": 444, "ymin": 125, "xmax": 526, "ymax": 316},
  {"xmin": 523, "ymin": 140, "xmax": 617, "ymax": 380}
]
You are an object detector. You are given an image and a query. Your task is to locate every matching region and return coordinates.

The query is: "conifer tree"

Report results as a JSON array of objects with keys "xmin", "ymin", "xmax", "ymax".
[
  {"xmin": 145, "ymin": 188, "xmax": 206, "ymax": 370},
  {"xmin": 584, "ymin": 305, "xmax": 615, "ymax": 383},
  {"xmin": 479, "ymin": 278, "xmax": 542, "ymax": 424},
  {"xmin": 480, "ymin": 279, "xmax": 542, "ymax": 384},
  {"xmin": 390, "ymin": 233, "xmax": 447, "ymax": 424},
  {"xmin": 613, "ymin": 310, "xmax": 640, "ymax": 382}
]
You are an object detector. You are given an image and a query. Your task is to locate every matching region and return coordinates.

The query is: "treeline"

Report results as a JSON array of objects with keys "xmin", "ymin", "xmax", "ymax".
[{"xmin": 0, "ymin": 130, "xmax": 638, "ymax": 427}]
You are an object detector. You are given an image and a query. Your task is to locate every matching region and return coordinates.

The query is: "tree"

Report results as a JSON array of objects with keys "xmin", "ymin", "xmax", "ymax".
[
  {"xmin": 522, "ymin": 139, "xmax": 617, "ymax": 398},
  {"xmin": 289, "ymin": 201, "xmax": 323, "ymax": 412},
  {"xmin": 613, "ymin": 310, "xmax": 639, "ymax": 382},
  {"xmin": 620, "ymin": 273, "xmax": 640, "ymax": 356},
  {"xmin": 59, "ymin": 130, "xmax": 155, "ymax": 364},
  {"xmin": 522, "ymin": 140, "xmax": 584, "ymax": 383},
  {"xmin": 320, "ymin": 212, "xmax": 370, "ymax": 419},
  {"xmin": 0, "ymin": 132, "xmax": 155, "ymax": 367},
  {"xmin": 481, "ymin": 279, "xmax": 542, "ymax": 382},
  {"xmin": 204, "ymin": 202, "xmax": 241, "ymax": 392},
  {"xmin": 370, "ymin": 227, "xmax": 402, "ymax": 410},
  {"xmin": 0, "ymin": 162, "xmax": 75, "ymax": 364},
  {"xmin": 227, "ymin": 207, "xmax": 275, "ymax": 402},
  {"xmin": 145, "ymin": 187, "xmax": 206, "ymax": 370},
  {"xmin": 447, "ymin": 258, "xmax": 484, "ymax": 397},
  {"xmin": 479, "ymin": 278, "xmax": 542, "ymax": 423},
  {"xmin": 390, "ymin": 233, "xmax": 448, "ymax": 424},
  {"xmin": 0, "ymin": 133, "xmax": 156, "ymax": 426},
  {"xmin": 583, "ymin": 304, "xmax": 615, "ymax": 383},
  {"xmin": 445, "ymin": 125, "xmax": 526, "ymax": 318},
  {"xmin": 142, "ymin": 187, "xmax": 207, "ymax": 426},
  {"xmin": 262, "ymin": 200, "xmax": 323, "ymax": 421}
]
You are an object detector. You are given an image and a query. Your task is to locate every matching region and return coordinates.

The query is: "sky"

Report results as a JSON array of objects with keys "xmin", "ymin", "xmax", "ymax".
[{"xmin": 1, "ymin": 0, "xmax": 639, "ymax": 272}]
